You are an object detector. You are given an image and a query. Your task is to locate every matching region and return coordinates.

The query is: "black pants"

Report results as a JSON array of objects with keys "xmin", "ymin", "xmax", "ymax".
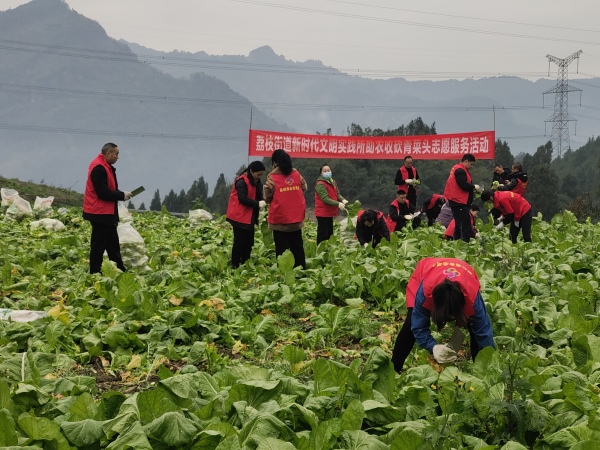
[
  {"xmin": 316, "ymin": 217, "xmax": 334, "ymax": 245},
  {"xmin": 407, "ymin": 192, "xmax": 417, "ymax": 210},
  {"xmin": 231, "ymin": 226, "xmax": 255, "ymax": 268},
  {"xmin": 425, "ymin": 210, "xmax": 437, "ymax": 226},
  {"xmin": 510, "ymin": 209, "xmax": 532, "ymax": 243},
  {"xmin": 273, "ymin": 229, "xmax": 306, "ymax": 269},
  {"xmin": 391, "ymin": 308, "xmax": 483, "ymax": 374},
  {"xmin": 90, "ymin": 222, "xmax": 125, "ymax": 274},
  {"xmin": 450, "ymin": 204, "xmax": 472, "ymax": 242}
]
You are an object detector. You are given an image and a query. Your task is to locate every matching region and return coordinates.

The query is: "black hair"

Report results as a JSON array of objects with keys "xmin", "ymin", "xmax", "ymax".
[
  {"xmin": 436, "ymin": 197, "xmax": 445, "ymax": 206},
  {"xmin": 494, "ymin": 162, "xmax": 503, "ymax": 168},
  {"xmin": 461, "ymin": 154, "xmax": 476, "ymax": 163},
  {"xmin": 362, "ymin": 209, "xmax": 376, "ymax": 223},
  {"xmin": 512, "ymin": 162, "xmax": 523, "ymax": 171},
  {"xmin": 397, "ymin": 190, "xmax": 406, "ymax": 195},
  {"xmin": 271, "ymin": 149, "xmax": 293, "ymax": 175},
  {"xmin": 101, "ymin": 143, "xmax": 118, "ymax": 155},
  {"xmin": 320, "ymin": 164, "xmax": 331, "ymax": 173},
  {"xmin": 480, "ymin": 190, "xmax": 494, "ymax": 202},
  {"xmin": 470, "ymin": 204, "xmax": 480, "ymax": 212},
  {"xmin": 431, "ymin": 279, "xmax": 467, "ymax": 330},
  {"xmin": 247, "ymin": 161, "xmax": 266, "ymax": 175},
  {"xmin": 403, "ymin": 155, "xmax": 413, "ymax": 161}
]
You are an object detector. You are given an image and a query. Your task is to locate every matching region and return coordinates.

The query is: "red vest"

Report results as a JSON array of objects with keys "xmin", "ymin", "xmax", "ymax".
[
  {"xmin": 406, "ymin": 258, "xmax": 479, "ymax": 317},
  {"xmin": 267, "ymin": 171, "xmax": 306, "ymax": 225},
  {"xmin": 444, "ymin": 163, "xmax": 472, "ymax": 204},
  {"xmin": 314, "ymin": 179, "xmax": 339, "ymax": 218},
  {"xmin": 83, "ymin": 154, "xmax": 117, "ymax": 215},
  {"xmin": 427, "ymin": 194, "xmax": 445, "ymax": 210},
  {"xmin": 226, "ymin": 174, "xmax": 256, "ymax": 225},
  {"xmin": 444, "ymin": 213, "xmax": 474, "ymax": 239},
  {"xmin": 385, "ymin": 199, "xmax": 409, "ymax": 234},
  {"xmin": 513, "ymin": 178, "xmax": 528, "ymax": 195},
  {"xmin": 493, "ymin": 191, "xmax": 531, "ymax": 220},
  {"xmin": 397, "ymin": 165, "xmax": 418, "ymax": 194}
]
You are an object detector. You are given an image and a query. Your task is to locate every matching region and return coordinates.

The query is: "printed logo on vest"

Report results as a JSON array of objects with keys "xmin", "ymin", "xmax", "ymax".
[{"xmin": 443, "ymin": 268, "xmax": 460, "ymax": 279}]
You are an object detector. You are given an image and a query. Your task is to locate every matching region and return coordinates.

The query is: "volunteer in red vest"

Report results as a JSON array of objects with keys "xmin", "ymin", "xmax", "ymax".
[
  {"xmin": 355, "ymin": 209, "xmax": 390, "ymax": 248},
  {"xmin": 391, "ymin": 257, "xmax": 495, "ymax": 374},
  {"xmin": 387, "ymin": 190, "xmax": 421, "ymax": 233},
  {"xmin": 420, "ymin": 194, "xmax": 445, "ymax": 226},
  {"xmin": 443, "ymin": 153, "xmax": 482, "ymax": 242},
  {"xmin": 497, "ymin": 162, "xmax": 528, "ymax": 196},
  {"xmin": 394, "ymin": 156, "xmax": 420, "ymax": 208},
  {"xmin": 226, "ymin": 161, "xmax": 266, "ymax": 268},
  {"xmin": 480, "ymin": 190, "xmax": 532, "ymax": 243},
  {"xmin": 263, "ymin": 149, "xmax": 307, "ymax": 269},
  {"xmin": 314, "ymin": 165, "xmax": 348, "ymax": 245},
  {"xmin": 83, "ymin": 143, "xmax": 132, "ymax": 274},
  {"xmin": 444, "ymin": 205, "xmax": 480, "ymax": 240}
]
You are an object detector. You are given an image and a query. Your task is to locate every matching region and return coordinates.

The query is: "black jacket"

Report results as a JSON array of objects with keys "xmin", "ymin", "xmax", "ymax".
[
  {"xmin": 492, "ymin": 168, "xmax": 511, "ymax": 185},
  {"xmin": 389, "ymin": 201, "xmax": 414, "ymax": 231},
  {"xmin": 356, "ymin": 213, "xmax": 390, "ymax": 245},
  {"xmin": 498, "ymin": 171, "xmax": 528, "ymax": 192},
  {"xmin": 448, "ymin": 167, "xmax": 475, "ymax": 207}
]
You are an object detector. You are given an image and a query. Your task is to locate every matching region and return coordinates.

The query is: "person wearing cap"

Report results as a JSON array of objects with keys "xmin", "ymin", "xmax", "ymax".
[
  {"xmin": 391, "ymin": 257, "xmax": 495, "ymax": 374},
  {"xmin": 263, "ymin": 149, "xmax": 308, "ymax": 269},
  {"xmin": 314, "ymin": 164, "xmax": 348, "ymax": 245},
  {"xmin": 83, "ymin": 142, "xmax": 132, "ymax": 274},
  {"xmin": 480, "ymin": 190, "xmax": 532, "ymax": 243},
  {"xmin": 443, "ymin": 154, "xmax": 481, "ymax": 242},
  {"xmin": 394, "ymin": 156, "xmax": 420, "ymax": 208},
  {"xmin": 226, "ymin": 161, "xmax": 266, "ymax": 268},
  {"xmin": 355, "ymin": 209, "xmax": 390, "ymax": 248}
]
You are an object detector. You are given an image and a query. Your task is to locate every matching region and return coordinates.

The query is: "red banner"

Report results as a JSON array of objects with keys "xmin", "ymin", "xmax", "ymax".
[{"xmin": 249, "ymin": 129, "xmax": 495, "ymax": 160}]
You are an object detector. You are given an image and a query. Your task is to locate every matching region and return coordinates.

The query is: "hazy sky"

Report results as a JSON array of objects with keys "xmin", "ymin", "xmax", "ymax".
[{"xmin": 4, "ymin": 0, "xmax": 600, "ymax": 80}]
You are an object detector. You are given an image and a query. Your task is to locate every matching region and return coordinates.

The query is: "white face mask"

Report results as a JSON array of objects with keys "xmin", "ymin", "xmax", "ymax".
[{"xmin": 322, "ymin": 171, "xmax": 332, "ymax": 179}]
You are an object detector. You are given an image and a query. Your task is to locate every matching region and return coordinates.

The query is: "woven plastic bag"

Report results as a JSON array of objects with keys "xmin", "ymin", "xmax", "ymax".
[
  {"xmin": 33, "ymin": 196, "xmax": 54, "ymax": 218},
  {"xmin": 5, "ymin": 196, "xmax": 33, "ymax": 220},
  {"xmin": 1, "ymin": 188, "xmax": 19, "ymax": 207},
  {"xmin": 118, "ymin": 222, "xmax": 149, "ymax": 269}
]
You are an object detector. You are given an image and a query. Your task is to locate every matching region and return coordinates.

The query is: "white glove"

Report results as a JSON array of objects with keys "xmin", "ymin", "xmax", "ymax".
[
  {"xmin": 405, "ymin": 179, "xmax": 414, "ymax": 185},
  {"xmin": 124, "ymin": 192, "xmax": 133, "ymax": 200},
  {"xmin": 473, "ymin": 184, "xmax": 482, "ymax": 193},
  {"xmin": 342, "ymin": 199, "xmax": 349, "ymax": 205},
  {"xmin": 514, "ymin": 221, "xmax": 519, "ymax": 227},
  {"xmin": 432, "ymin": 344, "xmax": 458, "ymax": 364},
  {"xmin": 258, "ymin": 200, "xmax": 267, "ymax": 208},
  {"xmin": 338, "ymin": 202, "xmax": 346, "ymax": 211},
  {"xmin": 412, "ymin": 213, "xmax": 421, "ymax": 220},
  {"xmin": 475, "ymin": 232, "xmax": 481, "ymax": 239},
  {"xmin": 496, "ymin": 222, "xmax": 505, "ymax": 231},
  {"xmin": 404, "ymin": 215, "xmax": 413, "ymax": 220},
  {"xmin": 363, "ymin": 242, "xmax": 369, "ymax": 248},
  {"xmin": 498, "ymin": 215, "xmax": 504, "ymax": 222}
]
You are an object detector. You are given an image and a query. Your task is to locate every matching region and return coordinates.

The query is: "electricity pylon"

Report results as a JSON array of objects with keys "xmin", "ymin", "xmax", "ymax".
[{"xmin": 543, "ymin": 50, "xmax": 582, "ymax": 158}]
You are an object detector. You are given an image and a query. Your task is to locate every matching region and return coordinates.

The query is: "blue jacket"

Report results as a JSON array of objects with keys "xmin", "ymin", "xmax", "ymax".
[{"xmin": 410, "ymin": 281, "xmax": 495, "ymax": 353}]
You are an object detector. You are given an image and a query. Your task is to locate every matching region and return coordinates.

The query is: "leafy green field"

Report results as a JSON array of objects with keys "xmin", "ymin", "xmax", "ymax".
[{"xmin": 1, "ymin": 207, "xmax": 600, "ymax": 449}]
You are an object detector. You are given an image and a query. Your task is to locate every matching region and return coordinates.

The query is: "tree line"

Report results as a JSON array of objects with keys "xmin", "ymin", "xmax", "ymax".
[{"xmin": 132, "ymin": 117, "xmax": 600, "ymax": 222}]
